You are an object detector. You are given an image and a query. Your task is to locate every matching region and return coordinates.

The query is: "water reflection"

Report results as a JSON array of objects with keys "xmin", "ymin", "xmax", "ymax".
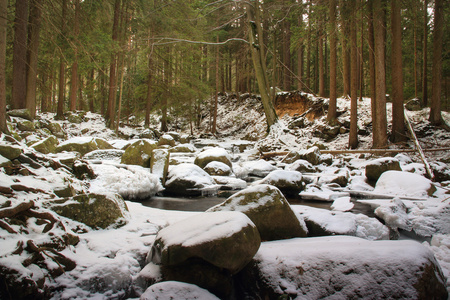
[{"xmin": 140, "ymin": 196, "xmax": 225, "ymax": 212}]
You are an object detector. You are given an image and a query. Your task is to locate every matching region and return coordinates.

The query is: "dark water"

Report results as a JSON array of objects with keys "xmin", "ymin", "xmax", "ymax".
[{"xmin": 139, "ymin": 194, "xmax": 376, "ymax": 218}]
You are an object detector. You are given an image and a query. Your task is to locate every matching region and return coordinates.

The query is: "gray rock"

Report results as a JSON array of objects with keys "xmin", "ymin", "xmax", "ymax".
[
  {"xmin": 285, "ymin": 159, "xmax": 316, "ymax": 173},
  {"xmin": 164, "ymin": 163, "xmax": 215, "ymax": 197},
  {"xmin": 194, "ymin": 147, "xmax": 232, "ymax": 169},
  {"xmin": 208, "ymin": 184, "xmax": 307, "ymax": 241},
  {"xmin": 204, "ymin": 161, "xmax": 232, "ymax": 176},
  {"xmin": 150, "ymin": 149, "xmax": 170, "ymax": 185},
  {"xmin": 259, "ymin": 170, "xmax": 304, "ymax": 197}
]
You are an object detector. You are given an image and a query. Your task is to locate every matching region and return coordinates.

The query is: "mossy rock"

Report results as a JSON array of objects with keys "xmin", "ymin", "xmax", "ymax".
[
  {"xmin": 45, "ymin": 193, "xmax": 129, "ymax": 229},
  {"xmin": 17, "ymin": 120, "xmax": 36, "ymax": 132},
  {"xmin": 56, "ymin": 137, "xmax": 113, "ymax": 156},
  {"xmin": 208, "ymin": 184, "xmax": 307, "ymax": 241},
  {"xmin": 158, "ymin": 134, "xmax": 176, "ymax": 147},
  {"xmin": 31, "ymin": 136, "xmax": 58, "ymax": 154},
  {"xmin": 121, "ymin": 139, "xmax": 157, "ymax": 167},
  {"xmin": 7, "ymin": 108, "xmax": 32, "ymax": 120},
  {"xmin": 169, "ymin": 143, "xmax": 196, "ymax": 153},
  {"xmin": 0, "ymin": 144, "xmax": 22, "ymax": 160},
  {"xmin": 39, "ymin": 120, "xmax": 66, "ymax": 138},
  {"xmin": 67, "ymin": 114, "xmax": 83, "ymax": 124}
]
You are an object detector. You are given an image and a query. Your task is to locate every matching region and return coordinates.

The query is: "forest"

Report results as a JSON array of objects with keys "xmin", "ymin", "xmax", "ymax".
[{"xmin": 0, "ymin": 0, "xmax": 449, "ymax": 147}]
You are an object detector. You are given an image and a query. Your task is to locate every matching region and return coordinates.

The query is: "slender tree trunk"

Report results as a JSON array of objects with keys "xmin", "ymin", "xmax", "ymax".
[
  {"xmin": 145, "ymin": 48, "xmax": 153, "ymax": 127},
  {"xmin": 213, "ymin": 36, "xmax": 219, "ymax": 134},
  {"xmin": 429, "ymin": 0, "xmax": 443, "ymax": 125},
  {"xmin": 106, "ymin": 0, "xmax": 121, "ymax": 129},
  {"xmin": 297, "ymin": 11, "xmax": 304, "ymax": 91},
  {"xmin": 328, "ymin": 0, "xmax": 337, "ymax": 124},
  {"xmin": 422, "ymin": 0, "xmax": 428, "ymax": 107},
  {"xmin": 318, "ymin": 5, "xmax": 325, "ymax": 97},
  {"xmin": 25, "ymin": 0, "xmax": 42, "ymax": 119},
  {"xmin": 373, "ymin": 0, "xmax": 388, "ymax": 148},
  {"xmin": 0, "ymin": 0, "xmax": 7, "ymax": 133},
  {"xmin": 56, "ymin": 0, "xmax": 67, "ymax": 120},
  {"xmin": 12, "ymin": 0, "xmax": 29, "ymax": 110},
  {"xmin": 161, "ymin": 47, "xmax": 169, "ymax": 132},
  {"xmin": 390, "ymin": 0, "xmax": 406, "ymax": 142},
  {"xmin": 341, "ymin": 1, "xmax": 351, "ymax": 99},
  {"xmin": 69, "ymin": 0, "xmax": 80, "ymax": 112},
  {"xmin": 368, "ymin": 0, "xmax": 377, "ymax": 139},
  {"xmin": 349, "ymin": 6, "xmax": 359, "ymax": 149},
  {"xmin": 247, "ymin": 1, "xmax": 278, "ymax": 130}
]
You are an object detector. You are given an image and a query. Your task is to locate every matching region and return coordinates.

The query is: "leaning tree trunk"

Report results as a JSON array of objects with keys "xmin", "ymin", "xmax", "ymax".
[{"xmin": 247, "ymin": 1, "xmax": 278, "ymax": 131}]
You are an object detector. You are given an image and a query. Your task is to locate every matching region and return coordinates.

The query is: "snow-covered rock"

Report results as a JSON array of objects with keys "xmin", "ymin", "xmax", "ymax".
[
  {"xmin": 374, "ymin": 170, "xmax": 436, "ymax": 198},
  {"xmin": 150, "ymin": 149, "xmax": 170, "ymax": 185},
  {"xmin": 259, "ymin": 170, "xmax": 304, "ymax": 196},
  {"xmin": 56, "ymin": 137, "xmax": 113, "ymax": 156},
  {"xmin": 208, "ymin": 184, "xmax": 307, "ymax": 241},
  {"xmin": 141, "ymin": 281, "xmax": 220, "ymax": 300},
  {"xmin": 236, "ymin": 236, "xmax": 448, "ymax": 299},
  {"xmin": 239, "ymin": 159, "xmax": 277, "ymax": 178},
  {"xmin": 204, "ymin": 161, "xmax": 232, "ymax": 176},
  {"xmin": 194, "ymin": 147, "xmax": 232, "ymax": 169},
  {"xmin": 164, "ymin": 163, "xmax": 216, "ymax": 196},
  {"xmin": 292, "ymin": 205, "xmax": 390, "ymax": 240},
  {"xmin": 158, "ymin": 134, "xmax": 176, "ymax": 147},
  {"xmin": 285, "ymin": 159, "xmax": 316, "ymax": 173}
]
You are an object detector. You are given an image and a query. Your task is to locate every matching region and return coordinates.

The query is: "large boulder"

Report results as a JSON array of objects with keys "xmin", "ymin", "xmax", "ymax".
[
  {"xmin": 374, "ymin": 170, "xmax": 436, "ymax": 198},
  {"xmin": 240, "ymin": 159, "xmax": 277, "ymax": 178},
  {"xmin": 56, "ymin": 137, "xmax": 113, "ymax": 156},
  {"xmin": 147, "ymin": 211, "xmax": 260, "ymax": 274},
  {"xmin": 158, "ymin": 134, "xmax": 176, "ymax": 147},
  {"xmin": 120, "ymin": 139, "xmax": 157, "ymax": 167},
  {"xmin": 44, "ymin": 193, "xmax": 129, "ymax": 229},
  {"xmin": 39, "ymin": 120, "xmax": 66, "ymax": 138},
  {"xmin": 282, "ymin": 146, "xmax": 321, "ymax": 165},
  {"xmin": 164, "ymin": 163, "xmax": 216, "ymax": 197},
  {"xmin": 17, "ymin": 120, "xmax": 36, "ymax": 132},
  {"xmin": 150, "ymin": 149, "xmax": 170, "ymax": 185},
  {"xmin": 31, "ymin": 135, "xmax": 58, "ymax": 154},
  {"xmin": 194, "ymin": 147, "xmax": 232, "ymax": 169},
  {"xmin": 170, "ymin": 143, "xmax": 196, "ymax": 153},
  {"xmin": 208, "ymin": 184, "xmax": 307, "ymax": 241},
  {"xmin": 7, "ymin": 108, "xmax": 32, "ymax": 120},
  {"xmin": 365, "ymin": 157, "xmax": 401, "ymax": 183},
  {"xmin": 259, "ymin": 170, "xmax": 304, "ymax": 197},
  {"xmin": 235, "ymin": 236, "xmax": 448, "ymax": 300}
]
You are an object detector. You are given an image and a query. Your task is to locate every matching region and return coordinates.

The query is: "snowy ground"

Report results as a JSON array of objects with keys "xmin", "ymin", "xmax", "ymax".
[{"xmin": 1, "ymin": 93, "xmax": 450, "ymax": 299}]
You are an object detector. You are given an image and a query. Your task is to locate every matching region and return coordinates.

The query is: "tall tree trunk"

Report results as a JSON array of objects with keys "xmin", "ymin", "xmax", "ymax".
[
  {"xmin": 349, "ymin": 6, "xmax": 359, "ymax": 149},
  {"xmin": 297, "ymin": 11, "xmax": 304, "ymax": 91},
  {"xmin": 25, "ymin": 0, "xmax": 42, "ymax": 119},
  {"xmin": 106, "ymin": 0, "xmax": 121, "ymax": 129},
  {"xmin": 212, "ymin": 36, "xmax": 219, "ymax": 134},
  {"xmin": 422, "ymin": 0, "xmax": 428, "ymax": 107},
  {"xmin": 145, "ymin": 48, "xmax": 153, "ymax": 127},
  {"xmin": 12, "ymin": 0, "xmax": 29, "ymax": 110},
  {"xmin": 247, "ymin": 1, "xmax": 278, "ymax": 130},
  {"xmin": 0, "ymin": 0, "xmax": 7, "ymax": 133},
  {"xmin": 161, "ymin": 47, "xmax": 169, "ymax": 132},
  {"xmin": 373, "ymin": 0, "xmax": 388, "ymax": 148},
  {"xmin": 318, "ymin": 2, "xmax": 325, "ymax": 97},
  {"xmin": 429, "ymin": 0, "xmax": 443, "ymax": 125},
  {"xmin": 341, "ymin": 1, "xmax": 351, "ymax": 99},
  {"xmin": 328, "ymin": 0, "xmax": 337, "ymax": 124},
  {"xmin": 368, "ymin": 0, "xmax": 377, "ymax": 140},
  {"xmin": 56, "ymin": 0, "xmax": 67, "ymax": 120},
  {"xmin": 69, "ymin": 0, "xmax": 80, "ymax": 112},
  {"xmin": 390, "ymin": 0, "xmax": 406, "ymax": 142},
  {"xmin": 282, "ymin": 18, "xmax": 291, "ymax": 90}
]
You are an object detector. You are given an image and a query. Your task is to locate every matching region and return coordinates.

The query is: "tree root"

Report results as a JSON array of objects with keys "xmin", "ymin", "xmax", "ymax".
[{"xmin": 0, "ymin": 201, "xmax": 34, "ymax": 218}]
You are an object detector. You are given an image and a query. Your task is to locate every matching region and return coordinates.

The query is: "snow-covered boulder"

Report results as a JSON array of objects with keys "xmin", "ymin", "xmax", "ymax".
[
  {"xmin": 146, "ymin": 211, "xmax": 261, "ymax": 298},
  {"xmin": 89, "ymin": 163, "xmax": 163, "ymax": 199},
  {"xmin": 318, "ymin": 169, "xmax": 350, "ymax": 187},
  {"xmin": 204, "ymin": 161, "xmax": 232, "ymax": 176},
  {"xmin": 240, "ymin": 159, "xmax": 277, "ymax": 178},
  {"xmin": 292, "ymin": 205, "xmax": 390, "ymax": 240},
  {"xmin": 164, "ymin": 163, "xmax": 216, "ymax": 196},
  {"xmin": 147, "ymin": 211, "xmax": 260, "ymax": 274},
  {"xmin": 31, "ymin": 135, "xmax": 58, "ymax": 154},
  {"xmin": 82, "ymin": 149, "xmax": 125, "ymax": 162},
  {"xmin": 365, "ymin": 157, "xmax": 401, "ymax": 182},
  {"xmin": 170, "ymin": 143, "xmax": 196, "ymax": 153},
  {"xmin": 283, "ymin": 146, "xmax": 322, "ymax": 165},
  {"xmin": 285, "ymin": 159, "xmax": 316, "ymax": 173},
  {"xmin": 7, "ymin": 108, "xmax": 32, "ymax": 120},
  {"xmin": 158, "ymin": 134, "xmax": 176, "ymax": 147},
  {"xmin": 120, "ymin": 139, "xmax": 157, "ymax": 167},
  {"xmin": 208, "ymin": 184, "xmax": 307, "ymax": 241},
  {"xmin": 374, "ymin": 170, "xmax": 436, "ymax": 198},
  {"xmin": 259, "ymin": 170, "xmax": 304, "ymax": 196},
  {"xmin": 38, "ymin": 119, "xmax": 66, "ymax": 138},
  {"xmin": 141, "ymin": 281, "xmax": 219, "ymax": 300},
  {"xmin": 44, "ymin": 193, "xmax": 129, "ymax": 229},
  {"xmin": 194, "ymin": 147, "xmax": 232, "ymax": 169},
  {"xmin": 72, "ymin": 159, "xmax": 96, "ymax": 180},
  {"xmin": 150, "ymin": 149, "xmax": 170, "ymax": 185},
  {"xmin": 56, "ymin": 137, "xmax": 113, "ymax": 156},
  {"xmin": 236, "ymin": 236, "xmax": 448, "ymax": 299}
]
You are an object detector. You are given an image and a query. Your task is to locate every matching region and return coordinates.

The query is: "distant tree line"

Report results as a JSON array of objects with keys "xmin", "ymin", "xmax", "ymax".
[{"xmin": 0, "ymin": 0, "xmax": 448, "ymax": 149}]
